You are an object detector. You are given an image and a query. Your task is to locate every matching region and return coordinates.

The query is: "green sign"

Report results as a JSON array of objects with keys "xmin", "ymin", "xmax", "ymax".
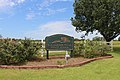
[{"xmin": 45, "ymin": 34, "xmax": 74, "ymax": 50}]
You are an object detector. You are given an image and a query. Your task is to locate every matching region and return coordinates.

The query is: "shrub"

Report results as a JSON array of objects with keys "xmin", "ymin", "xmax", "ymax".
[
  {"xmin": 92, "ymin": 36, "xmax": 105, "ymax": 41},
  {"xmin": 73, "ymin": 42, "xmax": 84, "ymax": 56},
  {"xmin": 73, "ymin": 40, "xmax": 111, "ymax": 58},
  {"xmin": 0, "ymin": 38, "xmax": 41, "ymax": 65},
  {"xmin": 57, "ymin": 60, "xmax": 66, "ymax": 65}
]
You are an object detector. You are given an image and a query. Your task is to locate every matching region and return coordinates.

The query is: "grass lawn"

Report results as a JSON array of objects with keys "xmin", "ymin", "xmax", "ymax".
[{"xmin": 0, "ymin": 44, "xmax": 120, "ymax": 80}]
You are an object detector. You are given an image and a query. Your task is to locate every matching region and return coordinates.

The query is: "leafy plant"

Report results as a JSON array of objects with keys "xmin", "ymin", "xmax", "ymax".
[
  {"xmin": 71, "ymin": 0, "xmax": 120, "ymax": 42},
  {"xmin": 57, "ymin": 60, "xmax": 66, "ymax": 65},
  {"xmin": 73, "ymin": 40, "xmax": 111, "ymax": 58},
  {"xmin": 0, "ymin": 38, "xmax": 41, "ymax": 65},
  {"xmin": 73, "ymin": 42, "xmax": 84, "ymax": 56}
]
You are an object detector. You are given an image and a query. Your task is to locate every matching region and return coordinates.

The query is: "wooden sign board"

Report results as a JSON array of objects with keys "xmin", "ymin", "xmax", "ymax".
[{"xmin": 45, "ymin": 34, "xmax": 74, "ymax": 50}]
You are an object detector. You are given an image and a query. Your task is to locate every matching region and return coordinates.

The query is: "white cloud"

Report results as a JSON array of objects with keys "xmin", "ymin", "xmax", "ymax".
[
  {"xmin": 25, "ymin": 21, "xmax": 100, "ymax": 40},
  {"xmin": 56, "ymin": 8, "xmax": 67, "ymax": 12},
  {"xmin": 25, "ymin": 20, "xmax": 103, "ymax": 40},
  {"xmin": 26, "ymin": 12, "xmax": 36, "ymax": 20},
  {"xmin": 45, "ymin": 8, "xmax": 55, "ymax": 15},
  {"xmin": 0, "ymin": 0, "xmax": 14, "ymax": 8},
  {"xmin": 45, "ymin": 8, "xmax": 67, "ymax": 16},
  {"xmin": 55, "ymin": 0, "xmax": 73, "ymax": 1},
  {"xmin": 0, "ymin": 0, "xmax": 26, "ymax": 9},
  {"xmin": 0, "ymin": 0, "xmax": 26, "ymax": 19},
  {"xmin": 38, "ymin": 0, "xmax": 72, "ymax": 8},
  {"xmin": 26, "ymin": 7, "xmax": 67, "ymax": 20},
  {"xmin": 17, "ymin": 0, "xmax": 25, "ymax": 4},
  {"xmin": 25, "ymin": 0, "xmax": 72, "ymax": 20},
  {"xmin": 35, "ymin": 0, "xmax": 72, "ymax": 16}
]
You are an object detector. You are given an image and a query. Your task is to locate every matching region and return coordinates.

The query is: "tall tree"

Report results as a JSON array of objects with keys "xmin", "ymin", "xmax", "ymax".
[{"xmin": 71, "ymin": 0, "xmax": 120, "ymax": 42}]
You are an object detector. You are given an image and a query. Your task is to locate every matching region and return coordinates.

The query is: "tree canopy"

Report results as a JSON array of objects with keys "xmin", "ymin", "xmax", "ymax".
[{"xmin": 71, "ymin": 0, "xmax": 120, "ymax": 42}]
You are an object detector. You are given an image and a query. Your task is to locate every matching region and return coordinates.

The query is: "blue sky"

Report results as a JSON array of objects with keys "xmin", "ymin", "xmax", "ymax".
[{"xmin": 0, "ymin": 0, "xmax": 102, "ymax": 40}]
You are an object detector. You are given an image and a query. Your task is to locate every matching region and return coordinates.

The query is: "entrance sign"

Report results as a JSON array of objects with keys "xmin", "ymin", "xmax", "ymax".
[
  {"xmin": 45, "ymin": 34, "xmax": 74, "ymax": 50},
  {"xmin": 45, "ymin": 34, "xmax": 74, "ymax": 59}
]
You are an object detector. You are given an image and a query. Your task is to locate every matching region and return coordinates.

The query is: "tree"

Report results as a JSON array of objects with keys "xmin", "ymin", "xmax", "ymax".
[{"xmin": 71, "ymin": 0, "xmax": 120, "ymax": 42}]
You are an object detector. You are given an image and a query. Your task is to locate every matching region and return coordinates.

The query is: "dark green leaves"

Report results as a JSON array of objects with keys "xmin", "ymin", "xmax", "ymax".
[{"xmin": 72, "ymin": 0, "xmax": 120, "ymax": 41}]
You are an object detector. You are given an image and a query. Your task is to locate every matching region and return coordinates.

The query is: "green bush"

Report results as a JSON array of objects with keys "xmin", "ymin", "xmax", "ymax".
[
  {"xmin": 73, "ymin": 41, "xmax": 111, "ymax": 58},
  {"xmin": 0, "ymin": 39, "xmax": 41, "ymax": 65},
  {"xmin": 73, "ymin": 42, "xmax": 84, "ymax": 56}
]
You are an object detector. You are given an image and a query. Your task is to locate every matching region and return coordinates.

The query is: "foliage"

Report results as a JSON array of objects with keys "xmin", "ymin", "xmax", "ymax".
[
  {"xmin": 0, "ymin": 44, "xmax": 120, "ymax": 80},
  {"xmin": 73, "ymin": 41, "xmax": 84, "ymax": 56},
  {"xmin": 0, "ymin": 39, "xmax": 41, "ymax": 65},
  {"xmin": 71, "ymin": 0, "xmax": 120, "ymax": 42},
  {"xmin": 73, "ymin": 41, "xmax": 111, "ymax": 58},
  {"xmin": 0, "ymin": 46, "xmax": 119, "ymax": 80},
  {"xmin": 92, "ymin": 36, "xmax": 105, "ymax": 41},
  {"xmin": 57, "ymin": 60, "xmax": 66, "ymax": 65}
]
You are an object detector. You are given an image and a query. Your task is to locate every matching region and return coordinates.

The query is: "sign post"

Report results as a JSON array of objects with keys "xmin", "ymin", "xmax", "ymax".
[
  {"xmin": 45, "ymin": 34, "xmax": 74, "ymax": 59},
  {"xmin": 70, "ymin": 50, "xmax": 73, "ymax": 57},
  {"xmin": 65, "ymin": 51, "xmax": 70, "ymax": 64},
  {"xmin": 46, "ymin": 50, "xmax": 49, "ymax": 59}
]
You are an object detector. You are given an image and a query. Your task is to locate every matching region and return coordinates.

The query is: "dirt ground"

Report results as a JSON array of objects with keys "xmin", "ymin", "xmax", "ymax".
[
  {"xmin": 0, "ymin": 55, "xmax": 112, "ymax": 69},
  {"xmin": 21, "ymin": 56, "xmax": 88, "ymax": 66}
]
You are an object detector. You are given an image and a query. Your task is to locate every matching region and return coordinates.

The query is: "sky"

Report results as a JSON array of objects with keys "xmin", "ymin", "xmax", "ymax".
[{"xmin": 0, "ymin": 0, "xmax": 102, "ymax": 40}]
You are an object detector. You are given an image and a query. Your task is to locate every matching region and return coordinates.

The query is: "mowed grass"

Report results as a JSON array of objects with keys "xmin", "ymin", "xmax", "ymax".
[{"xmin": 0, "ymin": 41, "xmax": 120, "ymax": 80}]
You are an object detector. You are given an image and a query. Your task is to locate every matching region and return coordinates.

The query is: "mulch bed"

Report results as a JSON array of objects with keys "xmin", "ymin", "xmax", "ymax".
[{"xmin": 0, "ymin": 55, "xmax": 113, "ymax": 69}]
